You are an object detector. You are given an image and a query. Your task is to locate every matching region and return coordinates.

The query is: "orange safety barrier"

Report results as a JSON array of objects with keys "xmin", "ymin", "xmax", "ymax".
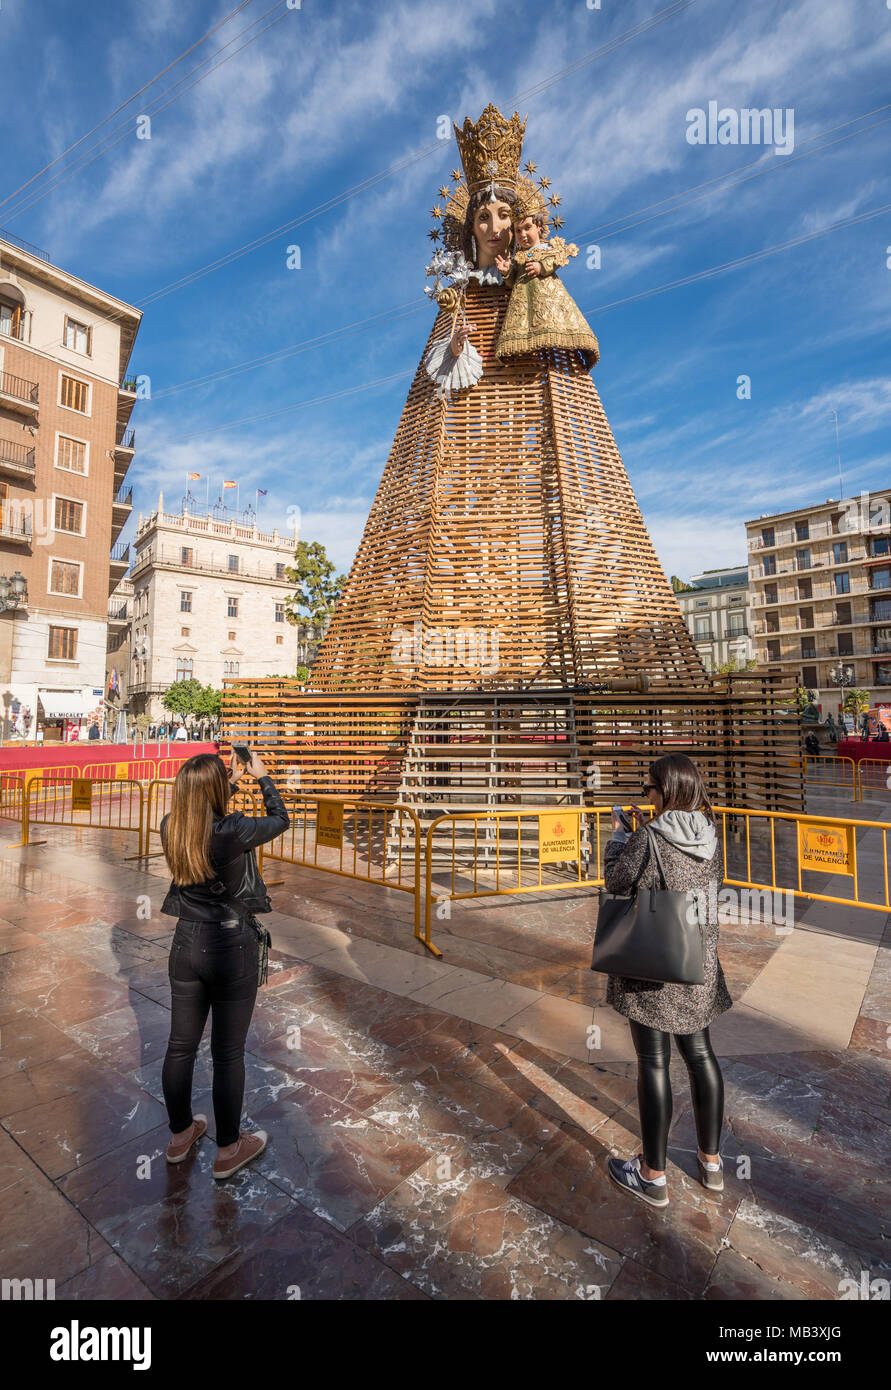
[
  {"xmin": 21, "ymin": 776, "xmax": 144, "ymax": 850},
  {"xmin": 856, "ymin": 758, "xmax": 891, "ymax": 799},
  {"xmin": 802, "ymin": 754, "xmax": 859, "ymax": 801},
  {"xmin": 264, "ymin": 793, "xmax": 422, "ymax": 941}
]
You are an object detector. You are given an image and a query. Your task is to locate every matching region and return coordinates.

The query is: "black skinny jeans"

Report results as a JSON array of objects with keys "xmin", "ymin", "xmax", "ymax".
[
  {"xmin": 628, "ymin": 1020, "xmax": 724, "ymax": 1172},
  {"xmin": 162, "ymin": 918, "xmax": 259, "ymax": 1147}
]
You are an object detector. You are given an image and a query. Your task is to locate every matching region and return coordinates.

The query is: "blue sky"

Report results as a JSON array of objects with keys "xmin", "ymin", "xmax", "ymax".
[{"xmin": 1, "ymin": 0, "xmax": 889, "ymax": 582}]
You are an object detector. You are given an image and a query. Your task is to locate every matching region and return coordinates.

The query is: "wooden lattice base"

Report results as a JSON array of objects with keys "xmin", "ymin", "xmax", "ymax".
[{"xmin": 221, "ymin": 672, "xmax": 803, "ymax": 814}]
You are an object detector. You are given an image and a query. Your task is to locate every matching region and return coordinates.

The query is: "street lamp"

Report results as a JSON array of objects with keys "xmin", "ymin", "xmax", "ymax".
[
  {"xmin": 0, "ymin": 571, "xmax": 28, "ymax": 610},
  {"xmin": 829, "ymin": 662, "xmax": 855, "ymax": 729}
]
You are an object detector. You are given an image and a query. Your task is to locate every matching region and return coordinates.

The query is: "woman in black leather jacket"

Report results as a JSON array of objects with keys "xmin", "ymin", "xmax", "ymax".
[{"xmin": 158, "ymin": 750, "xmax": 289, "ymax": 1180}]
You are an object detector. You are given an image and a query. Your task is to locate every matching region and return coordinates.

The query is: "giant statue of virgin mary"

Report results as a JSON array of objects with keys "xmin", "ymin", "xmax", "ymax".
[{"xmin": 310, "ymin": 105, "xmax": 706, "ymax": 693}]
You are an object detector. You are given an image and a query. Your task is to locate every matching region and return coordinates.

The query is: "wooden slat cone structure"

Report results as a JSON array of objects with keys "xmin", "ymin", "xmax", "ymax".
[
  {"xmin": 222, "ymin": 105, "xmax": 800, "ymax": 827},
  {"xmin": 310, "ymin": 281, "xmax": 705, "ymax": 693}
]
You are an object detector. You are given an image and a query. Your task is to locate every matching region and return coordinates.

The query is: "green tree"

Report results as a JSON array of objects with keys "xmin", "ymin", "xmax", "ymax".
[
  {"xmin": 284, "ymin": 541, "xmax": 345, "ymax": 641},
  {"xmin": 162, "ymin": 678, "xmax": 205, "ymax": 724},
  {"xmin": 715, "ymin": 656, "xmax": 757, "ymax": 675},
  {"xmin": 843, "ymin": 688, "xmax": 870, "ymax": 718},
  {"xmin": 670, "ymin": 575, "xmax": 694, "ymax": 592}
]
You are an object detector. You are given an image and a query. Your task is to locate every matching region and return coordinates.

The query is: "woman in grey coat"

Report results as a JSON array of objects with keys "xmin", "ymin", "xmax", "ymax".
[{"xmin": 601, "ymin": 753, "xmax": 731, "ymax": 1209}]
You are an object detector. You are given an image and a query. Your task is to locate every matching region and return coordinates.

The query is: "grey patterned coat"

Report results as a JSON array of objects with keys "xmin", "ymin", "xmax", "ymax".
[{"xmin": 601, "ymin": 824, "xmax": 732, "ymax": 1034}]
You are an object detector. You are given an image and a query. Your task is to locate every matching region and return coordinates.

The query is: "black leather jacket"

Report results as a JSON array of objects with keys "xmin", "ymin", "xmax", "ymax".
[{"xmin": 161, "ymin": 775, "xmax": 290, "ymax": 922}]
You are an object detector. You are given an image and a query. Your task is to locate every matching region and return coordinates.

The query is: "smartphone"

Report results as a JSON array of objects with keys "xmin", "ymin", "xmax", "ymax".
[
  {"xmin": 232, "ymin": 743, "xmax": 251, "ymax": 766},
  {"xmin": 612, "ymin": 805, "xmax": 633, "ymax": 832}
]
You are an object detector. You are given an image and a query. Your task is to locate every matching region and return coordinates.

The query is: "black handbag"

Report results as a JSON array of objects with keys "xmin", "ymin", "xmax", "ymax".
[{"xmin": 591, "ymin": 825, "xmax": 705, "ymax": 985}]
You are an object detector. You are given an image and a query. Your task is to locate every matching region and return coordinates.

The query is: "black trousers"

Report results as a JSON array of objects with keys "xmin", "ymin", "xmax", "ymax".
[
  {"xmin": 162, "ymin": 918, "xmax": 258, "ymax": 1148},
  {"xmin": 628, "ymin": 1020, "xmax": 724, "ymax": 1172}
]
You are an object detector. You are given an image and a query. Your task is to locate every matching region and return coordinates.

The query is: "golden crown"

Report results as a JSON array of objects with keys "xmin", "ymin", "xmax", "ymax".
[
  {"xmin": 454, "ymin": 104, "xmax": 526, "ymax": 192},
  {"xmin": 428, "ymin": 106, "xmax": 565, "ymax": 251}
]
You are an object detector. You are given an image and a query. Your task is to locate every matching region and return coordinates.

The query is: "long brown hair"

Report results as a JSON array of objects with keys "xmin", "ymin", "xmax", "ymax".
[
  {"xmin": 461, "ymin": 185, "xmax": 518, "ymax": 264},
  {"xmin": 648, "ymin": 753, "xmax": 714, "ymax": 824},
  {"xmin": 160, "ymin": 754, "xmax": 229, "ymax": 884}
]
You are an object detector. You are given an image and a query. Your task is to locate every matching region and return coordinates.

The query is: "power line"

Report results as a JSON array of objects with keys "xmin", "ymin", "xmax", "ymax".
[
  {"xmin": 152, "ymin": 300, "xmax": 425, "ymax": 399},
  {"xmin": 93, "ymin": 0, "xmax": 706, "ymax": 315},
  {"xmin": 22, "ymin": 0, "xmax": 702, "ymax": 358},
  {"xmin": 176, "ymin": 369, "xmax": 415, "ymax": 442},
  {"xmin": 0, "ymin": 0, "xmax": 262, "ymax": 217},
  {"xmin": 172, "ymin": 201, "xmax": 891, "ymax": 443},
  {"xmin": 151, "ymin": 101, "xmax": 889, "ymax": 402},
  {"xmin": 4, "ymin": 1, "xmax": 289, "ymax": 225},
  {"xmin": 584, "ymin": 200, "xmax": 891, "ymax": 315},
  {"xmin": 570, "ymin": 103, "xmax": 891, "ymax": 245}
]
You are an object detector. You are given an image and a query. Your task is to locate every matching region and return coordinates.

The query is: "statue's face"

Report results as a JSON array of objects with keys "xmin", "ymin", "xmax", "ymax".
[
  {"xmin": 472, "ymin": 199, "xmax": 513, "ymax": 265},
  {"xmin": 514, "ymin": 215, "xmax": 541, "ymax": 250}
]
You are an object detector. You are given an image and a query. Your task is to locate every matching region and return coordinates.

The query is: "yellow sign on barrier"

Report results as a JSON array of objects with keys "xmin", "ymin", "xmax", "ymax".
[
  {"xmin": 317, "ymin": 799, "xmax": 344, "ymax": 849},
  {"xmin": 115, "ymin": 762, "xmax": 130, "ymax": 779},
  {"xmin": 71, "ymin": 778, "xmax": 92, "ymax": 811},
  {"xmin": 539, "ymin": 810, "xmax": 580, "ymax": 863},
  {"xmin": 798, "ymin": 819, "xmax": 854, "ymax": 876}
]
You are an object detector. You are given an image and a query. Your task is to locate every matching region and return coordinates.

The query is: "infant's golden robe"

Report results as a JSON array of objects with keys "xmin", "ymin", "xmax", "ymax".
[{"xmin": 496, "ymin": 239, "xmax": 599, "ymax": 368}]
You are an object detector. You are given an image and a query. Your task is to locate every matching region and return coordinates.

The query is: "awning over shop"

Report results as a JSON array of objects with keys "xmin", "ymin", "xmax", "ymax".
[{"xmin": 38, "ymin": 689, "xmax": 95, "ymax": 719}]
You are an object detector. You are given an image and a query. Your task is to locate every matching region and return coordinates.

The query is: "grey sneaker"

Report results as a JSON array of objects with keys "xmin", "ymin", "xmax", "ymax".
[
  {"xmin": 697, "ymin": 1153, "xmax": 724, "ymax": 1191},
  {"xmin": 607, "ymin": 1153, "xmax": 669, "ymax": 1208}
]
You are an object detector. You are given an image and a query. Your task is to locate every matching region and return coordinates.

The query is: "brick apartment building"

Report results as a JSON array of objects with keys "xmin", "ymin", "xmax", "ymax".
[
  {"xmin": 0, "ymin": 228, "xmax": 140, "ymax": 741},
  {"xmin": 747, "ymin": 490, "xmax": 891, "ymax": 714}
]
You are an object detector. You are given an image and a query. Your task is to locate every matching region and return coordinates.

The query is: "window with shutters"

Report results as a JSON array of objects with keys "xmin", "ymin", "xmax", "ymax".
[
  {"xmin": 227, "ymin": 596, "xmax": 238, "ymax": 617},
  {"xmin": 180, "ymin": 591, "xmax": 192, "ymax": 613},
  {"xmin": 176, "ymin": 658, "xmax": 193, "ymax": 680},
  {"xmin": 48, "ymin": 626, "xmax": 77, "ymax": 660},
  {"xmin": 181, "ymin": 547, "xmax": 194, "ymax": 566},
  {"xmin": 56, "ymin": 434, "xmax": 87, "ymax": 474},
  {"xmin": 59, "ymin": 374, "xmax": 90, "ymax": 413},
  {"xmin": 54, "ymin": 496, "xmax": 84, "ymax": 534},
  {"xmin": 275, "ymin": 603, "xmax": 284, "ymax": 623},
  {"xmin": 48, "ymin": 559, "xmax": 81, "ymax": 597},
  {"xmin": 64, "ymin": 317, "xmax": 92, "ymax": 355}
]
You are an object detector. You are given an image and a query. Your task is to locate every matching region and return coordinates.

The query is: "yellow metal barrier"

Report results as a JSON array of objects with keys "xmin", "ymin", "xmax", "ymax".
[
  {"xmin": 264, "ymin": 794, "xmax": 423, "ymax": 945},
  {"xmin": 856, "ymin": 758, "xmax": 891, "ymax": 800},
  {"xmin": 421, "ymin": 801, "xmax": 891, "ymax": 957},
  {"xmin": 422, "ymin": 805, "xmax": 625, "ymax": 955},
  {"xmin": 714, "ymin": 803, "xmax": 891, "ymax": 913},
  {"xmin": 23, "ymin": 776, "xmax": 144, "ymax": 849},
  {"xmin": 803, "ymin": 754, "xmax": 859, "ymax": 800}
]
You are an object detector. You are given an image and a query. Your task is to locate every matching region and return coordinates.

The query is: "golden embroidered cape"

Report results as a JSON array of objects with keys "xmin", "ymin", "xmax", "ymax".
[{"xmin": 496, "ymin": 239, "xmax": 599, "ymax": 368}]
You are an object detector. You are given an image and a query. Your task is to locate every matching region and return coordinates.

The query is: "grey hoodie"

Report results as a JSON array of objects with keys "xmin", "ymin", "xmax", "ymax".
[
  {"xmin": 650, "ymin": 808, "xmax": 717, "ymax": 860},
  {"xmin": 611, "ymin": 807, "xmax": 717, "ymax": 860}
]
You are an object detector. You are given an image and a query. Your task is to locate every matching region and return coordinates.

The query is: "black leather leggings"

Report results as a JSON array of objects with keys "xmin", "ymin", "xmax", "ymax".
[
  {"xmin": 628, "ymin": 1020, "xmax": 724, "ymax": 1172},
  {"xmin": 162, "ymin": 918, "xmax": 259, "ymax": 1148}
]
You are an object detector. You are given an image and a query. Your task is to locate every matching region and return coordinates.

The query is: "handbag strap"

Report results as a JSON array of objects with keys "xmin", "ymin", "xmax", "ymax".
[{"xmin": 644, "ymin": 825, "xmax": 668, "ymax": 889}]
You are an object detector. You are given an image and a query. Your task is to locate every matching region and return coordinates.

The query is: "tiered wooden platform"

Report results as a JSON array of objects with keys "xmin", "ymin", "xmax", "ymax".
[{"xmin": 220, "ymin": 672, "xmax": 803, "ymax": 820}]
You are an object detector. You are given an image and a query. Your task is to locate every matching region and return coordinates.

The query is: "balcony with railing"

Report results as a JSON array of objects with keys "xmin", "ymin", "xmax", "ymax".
[
  {"xmin": 115, "ymin": 425, "xmax": 136, "ymax": 451},
  {"xmin": 0, "ymin": 369, "xmax": 39, "ymax": 416},
  {"xmin": 108, "ymin": 601, "xmax": 130, "ymax": 623},
  {"xmin": 0, "ymin": 510, "xmax": 33, "ymax": 543},
  {"xmin": 0, "ymin": 436, "xmax": 36, "ymax": 478},
  {"xmin": 131, "ymin": 541, "xmax": 288, "ymax": 582},
  {"xmin": 0, "ymin": 227, "xmax": 50, "ymax": 261},
  {"xmin": 110, "ymin": 541, "xmax": 131, "ymax": 565},
  {"xmin": 113, "ymin": 485, "xmax": 133, "ymax": 508}
]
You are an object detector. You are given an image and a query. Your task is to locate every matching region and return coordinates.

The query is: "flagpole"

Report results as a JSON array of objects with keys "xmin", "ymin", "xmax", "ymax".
[{"xmin": 205, "ymin": 476, "xmax": 210, "ymax": 513}]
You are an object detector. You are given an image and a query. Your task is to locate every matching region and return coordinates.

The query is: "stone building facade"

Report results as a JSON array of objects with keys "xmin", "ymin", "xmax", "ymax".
[{"xmin": 127, "ymin": 499, "xmax": 301, "ymax": 722}]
